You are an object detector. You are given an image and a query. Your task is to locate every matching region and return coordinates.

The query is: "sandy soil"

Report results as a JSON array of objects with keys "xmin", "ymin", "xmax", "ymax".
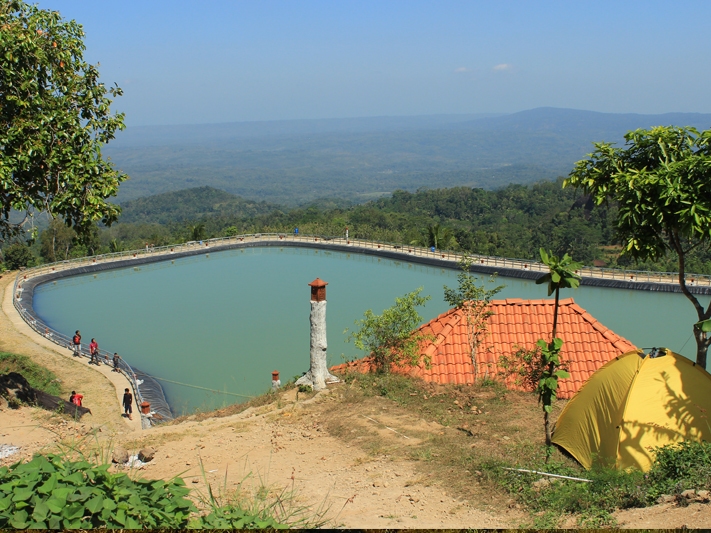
[{"xmin": 1, "ymin": 270, "xmax": 710, "ymax": 528}]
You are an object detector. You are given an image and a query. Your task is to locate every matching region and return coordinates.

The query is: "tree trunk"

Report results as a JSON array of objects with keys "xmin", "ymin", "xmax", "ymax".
[
  {"xmin": 296, "ymin": 300, "xmax": 339, "ymax": 391},
  {"xmin": 671, "ymin": 230, "xmax": 711, "ymax": 369},
  {"xmin": 551, "ymin": 288, "xmax": 560, "ymax": 341},
  {"xmin": 695, "ymin": 328, "xmax": 710, "ymax": 370}
]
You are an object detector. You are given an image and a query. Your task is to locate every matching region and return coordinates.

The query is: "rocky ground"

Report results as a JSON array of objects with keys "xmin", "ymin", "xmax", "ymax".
[{"xmin": 1, "ymin": 272, "xmax": 710, "ymax": 528}]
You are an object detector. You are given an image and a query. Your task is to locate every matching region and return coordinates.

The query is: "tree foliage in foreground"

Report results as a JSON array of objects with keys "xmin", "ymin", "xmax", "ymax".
[
  {"xmin": 345, "ymin": 287, "xmax": 433, "ymax": 372},
  {"xmin": 443, "ymin": 257, "xmax": 504, "ymax": 381},
  {"xmin": 0, "ymin": 0, "xmax": 127, "ymax": 243},
  {"xmin": 565, "ymin": 126, "xmax": 711, "ymax": 368},
  {"xmin": 0, "ymin": 454, "xmax": 194, "ymax": 529}
]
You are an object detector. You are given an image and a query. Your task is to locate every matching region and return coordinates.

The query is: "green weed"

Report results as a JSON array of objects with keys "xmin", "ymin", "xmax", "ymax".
[
  {"xmin": 0, "ymin": 352, "xmax": 63, "ymax": 396},
  {"xmin": 0, "ymin": 454, "xmax": 195, "ymax": 529}
]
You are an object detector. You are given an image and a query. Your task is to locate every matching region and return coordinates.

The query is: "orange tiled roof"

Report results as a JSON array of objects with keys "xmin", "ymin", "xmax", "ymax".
[{"xmin": 330, "ymin": 298, "xmax": 636, "ymax": 399}]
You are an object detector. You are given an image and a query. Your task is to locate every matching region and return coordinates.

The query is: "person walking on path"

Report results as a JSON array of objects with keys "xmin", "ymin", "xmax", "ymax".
[
  {"xmin": 72, "ymin": 330, "xmax": 81, "ymax": 357},
  {"xmin": 89, "ymin": 338, "xmax": 99, "ymax": 365},
  {"xmin": 123, "ymin": 388, "xmax": 133, "ymax": 420},
  {"xmin": 112, "ymin": 353, "xmax": 120, "ymax": 372}
]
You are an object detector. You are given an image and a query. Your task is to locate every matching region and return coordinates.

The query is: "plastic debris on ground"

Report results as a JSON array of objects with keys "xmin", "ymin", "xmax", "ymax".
[
  {"xmin": 126, "ymin": 454, "xmax": 147, "ymax": 468},
  {"xmin": 0, "ymin": 444, "xmax": 20, "ymax": 459}
]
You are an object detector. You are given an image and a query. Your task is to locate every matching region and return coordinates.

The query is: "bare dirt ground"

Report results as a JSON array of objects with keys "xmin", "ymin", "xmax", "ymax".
[{"xmin": 1, "ymin": 271, "xmax": 710, "ymax": 528}]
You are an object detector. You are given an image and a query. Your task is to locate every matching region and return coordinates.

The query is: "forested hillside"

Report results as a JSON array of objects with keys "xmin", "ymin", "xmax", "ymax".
[
  {"xmin": 5, "ymin": 180, "xmax": 711, "ymax": 275},
  {"xmin": 106, "ymin": 181, "xmax": 709, "ymax": 274},
  {"xmin": 117, "ymin": 187, "xmax": 279, "ymax": 225}
]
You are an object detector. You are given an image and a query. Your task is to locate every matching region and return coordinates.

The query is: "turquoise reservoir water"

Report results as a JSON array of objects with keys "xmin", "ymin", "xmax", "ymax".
[{"xmin": 32, "ymin": 247, "xmax": 709, "ymax": 414}]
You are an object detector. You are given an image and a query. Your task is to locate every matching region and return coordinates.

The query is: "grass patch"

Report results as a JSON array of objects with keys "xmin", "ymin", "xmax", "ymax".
[
  {"xmin": 116, "ymin": 368, "xmax": 711, "ymax": 527},
  {"xmin": 0, "ymin": 351, "xmax": 62, "ymax": 396},
  {"xmin": 323, "ymin": 372, "xmax": 711, "ymax": 527}
]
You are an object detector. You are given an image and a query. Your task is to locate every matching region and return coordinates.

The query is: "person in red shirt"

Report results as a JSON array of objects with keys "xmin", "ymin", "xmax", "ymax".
[
  {"xmin": 89, "ymin": 338, "xmax": 99, "ymax": 365},
  {"xmin": 69, "ymin": 391, "xmax": 83, "ymax": 407}
]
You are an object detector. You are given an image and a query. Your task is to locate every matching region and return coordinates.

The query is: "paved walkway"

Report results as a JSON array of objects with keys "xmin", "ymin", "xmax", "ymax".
[
  {"xmin": 14, "ymin": 234, "xmax": 710, "ymax": 292},
  {"xmin": 1, "ymin": 274, "xmax": 141, "ymax": 432}
]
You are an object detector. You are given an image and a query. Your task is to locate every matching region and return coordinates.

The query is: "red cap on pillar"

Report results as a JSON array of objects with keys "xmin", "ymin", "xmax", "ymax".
[{"xmin": 308, "ymin": 278, "xmax": 328, "ymax": 302}]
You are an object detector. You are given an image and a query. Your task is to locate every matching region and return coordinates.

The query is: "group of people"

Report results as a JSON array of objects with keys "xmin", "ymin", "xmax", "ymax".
[
  {"xmin": 71, "ymin": 330, "xmax": 122, "ymax": 371},
  {"xmin": 70, "ymin": 329, "xmax": 133, "ymax": 420}
]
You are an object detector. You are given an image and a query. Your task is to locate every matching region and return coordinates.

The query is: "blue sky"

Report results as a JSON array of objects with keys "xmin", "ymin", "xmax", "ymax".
[{"xmin": 40, "ymin": 0, "xmax": 711, "ymax": 126}]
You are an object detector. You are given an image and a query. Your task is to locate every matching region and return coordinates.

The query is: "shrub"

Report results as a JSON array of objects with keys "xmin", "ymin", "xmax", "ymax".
[
  {"xmin": 0, "ymin": 454, "xmax": 195, "ymax": 529},
  {"xmin": 646, "ymin": 440, "xmax": 711, "ymax": 501},
  {"xmin": 0, "ymin": 352, "xmax": 62, "ymax": 397},
  {"xmin": 2, "ymin": 243, "xmax": 34, "ymax": 270}
]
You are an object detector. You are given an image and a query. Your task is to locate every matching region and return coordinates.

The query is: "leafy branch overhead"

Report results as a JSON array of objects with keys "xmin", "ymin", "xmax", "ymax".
[
  {"xmin": 0, "ymin": 0, "xmax": 127, "ymax": 243},
  {"xmin": 565, "ymin": 125, "xmax": 711, "ymax": 368}
]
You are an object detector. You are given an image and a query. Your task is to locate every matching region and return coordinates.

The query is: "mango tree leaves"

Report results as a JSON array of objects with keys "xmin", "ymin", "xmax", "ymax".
[
  {"xmin": 565, "ymin": 125, "xmax": 711, "ymax": 368},
  {"xmin": 0, "ymin": 0, "xmax": 127, "ymax": 243}
]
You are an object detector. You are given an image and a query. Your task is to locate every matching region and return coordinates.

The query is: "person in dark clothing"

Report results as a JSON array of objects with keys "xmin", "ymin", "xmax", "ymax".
[
  {"xmin": 112, "ymin": 353, "xmax": 120, "ymax": 372},
  {"xmin": 72, "ymin": 330, "xmax": 81, "ymax": 356},
  {"xmin": 123, "ymin": 388, "xmax": 133, "ymax": 420}
]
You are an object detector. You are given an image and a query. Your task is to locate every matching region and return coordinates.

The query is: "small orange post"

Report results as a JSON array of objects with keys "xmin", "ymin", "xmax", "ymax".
[{"xmin": 139, "ymin": 401, "xmax": 151, "ymax": 415}]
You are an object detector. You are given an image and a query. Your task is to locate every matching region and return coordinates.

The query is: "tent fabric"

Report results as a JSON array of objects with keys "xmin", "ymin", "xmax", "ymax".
[{"xmin": 551, "ymin": 349, "xmax": 711, "ymax": 471}]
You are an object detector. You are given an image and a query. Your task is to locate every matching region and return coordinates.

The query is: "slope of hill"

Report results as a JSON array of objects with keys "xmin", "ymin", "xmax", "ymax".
[{"xmin": 117, "ymin": 186, "xmax": 281, "ymax": 225}]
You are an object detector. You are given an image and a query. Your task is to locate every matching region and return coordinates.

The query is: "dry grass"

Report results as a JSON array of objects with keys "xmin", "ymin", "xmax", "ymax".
[
  {"xmin": 319, "ymin": 372, "xmax": 579, "ymax": 506},
  {"xmin": 168, "ymin": 388, "xmax": 285, "ymax": 424}
]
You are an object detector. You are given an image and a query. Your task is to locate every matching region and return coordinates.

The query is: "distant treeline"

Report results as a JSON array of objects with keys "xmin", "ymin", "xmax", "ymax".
[{"xmin": 4, "ymin": 181, "xmax": 709, "ymax": 275}]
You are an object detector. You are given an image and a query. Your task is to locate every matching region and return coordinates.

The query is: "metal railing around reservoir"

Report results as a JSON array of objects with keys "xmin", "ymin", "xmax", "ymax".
[{"xmin": 12, "ymin": 232, "xmax": 711, "ymax": 425}]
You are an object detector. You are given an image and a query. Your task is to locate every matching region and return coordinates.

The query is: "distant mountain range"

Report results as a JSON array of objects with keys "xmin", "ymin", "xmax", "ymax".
[
  {"xmin": 454, "ymin": 107, "xmax": 711, "ymax": 136},
  {"xmin": 105, "ymin": 108, "xmax": 711, "ymax": 206}
]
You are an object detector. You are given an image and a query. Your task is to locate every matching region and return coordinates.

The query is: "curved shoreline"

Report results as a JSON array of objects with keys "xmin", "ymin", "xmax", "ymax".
[
  {"xmin": 17, "ymin": 234, "xmax": 711, "ymax": 296},
  {"xmin": 11, "ymin": 234, "xmax": 711, "ymax": 423},
  {"xmin": 1, "ymin": 275, "xmax": 142, "ymax": 432}
]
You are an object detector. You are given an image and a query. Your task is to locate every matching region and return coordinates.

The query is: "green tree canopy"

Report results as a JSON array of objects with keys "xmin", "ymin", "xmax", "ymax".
[
  {"xmin": 2, "ymin": 241, "xmax": 32, "ymax": 269},
  {"xmin": 345, "ymin": 287, "xmax": 432, "ymax": 372},
  {"xmin": 0, "ymin": 0, "xmax": 127, "ymax": 243},
  {"xmin": 565, "ymin": 126, "xmax": 711, "ymax": 368}
]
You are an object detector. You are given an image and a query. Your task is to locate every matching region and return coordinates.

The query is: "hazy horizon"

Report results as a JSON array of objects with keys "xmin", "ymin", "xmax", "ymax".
[{"xmin": 39, "ymin": 1, "xmax": 711, "ymax": 127}]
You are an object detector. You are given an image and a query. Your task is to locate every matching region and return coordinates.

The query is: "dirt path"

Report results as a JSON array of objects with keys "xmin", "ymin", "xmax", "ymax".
[
  {"xmin": 2, "ymin": 270, "xmax": 710, "ymax": 528},
  {"xmin": 1, "ymin": 272, "xmax": 139, "ymax": 432},
  {"xmin": 112, "ymin": 388, "xmax": 519, "ymax": 528}
]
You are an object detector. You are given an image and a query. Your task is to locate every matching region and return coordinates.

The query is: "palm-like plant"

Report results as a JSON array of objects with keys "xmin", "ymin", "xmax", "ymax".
[
  {"xmin": 535, "ymin": 248, "xmax": 581, "ymax": 450},
  {"xmin": 189, "ymin": 223, "xmax": 206, "ymax": 242},
  {"xmin": 108, "ymin": 239, "xmax": 124, "ymax": 253},
  {"xmin": 411, "ymin": 223, "xmax": 458, "ymax": 250},
  {"xmin": 536, "ymin": 248, "xmax": 582, "ymax": 339}
]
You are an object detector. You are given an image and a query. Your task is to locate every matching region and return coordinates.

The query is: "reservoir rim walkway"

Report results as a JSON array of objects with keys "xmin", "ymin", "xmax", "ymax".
[
  {"xmin": 17, "ymin": 233, "xmax": 706, "ymax": 295},
  {"xmin": 11, "ymin": 233, "xmax": 711, "ymax": 426}
]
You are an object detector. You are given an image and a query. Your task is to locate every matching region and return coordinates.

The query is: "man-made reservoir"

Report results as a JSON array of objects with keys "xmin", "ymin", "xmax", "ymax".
[{"xmin": 32, "ymin": 246, "xmax": 709, "ymax": 414}]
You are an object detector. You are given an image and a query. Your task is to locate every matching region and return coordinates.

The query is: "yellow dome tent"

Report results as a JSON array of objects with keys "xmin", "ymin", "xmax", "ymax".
[{"xmin": 551, "ymin": 348, "xmax": 711, "ymax": 471}]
